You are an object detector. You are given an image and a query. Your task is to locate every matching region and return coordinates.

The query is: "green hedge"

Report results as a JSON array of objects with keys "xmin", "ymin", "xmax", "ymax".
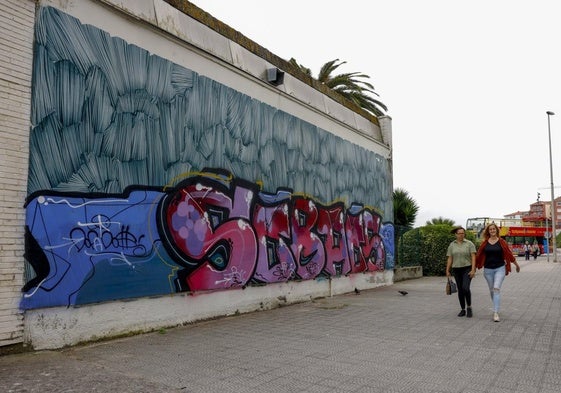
[{"xmin": 399, "ymin": 225, "xmax": 477, "ymax": 276}]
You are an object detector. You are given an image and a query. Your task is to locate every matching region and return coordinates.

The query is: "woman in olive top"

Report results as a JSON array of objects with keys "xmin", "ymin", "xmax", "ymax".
[{"xmin": 446, "ymin": 226, "xmax": 476, "ymax": 317}]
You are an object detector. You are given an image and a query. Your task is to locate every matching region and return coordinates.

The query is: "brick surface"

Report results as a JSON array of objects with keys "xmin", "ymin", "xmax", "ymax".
[
  {"xmin": 0, "ymin": 0, "xmax": 34, "ymax": 348},
  {"xmin": 1, "ymin": 256, "xmax": 561, "ymax": 393}
]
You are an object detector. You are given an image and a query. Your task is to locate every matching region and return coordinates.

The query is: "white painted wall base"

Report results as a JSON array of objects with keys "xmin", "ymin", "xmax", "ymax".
[{"xmin": 25, "ymin": 271, "xmax": 393, "ymax": 350}]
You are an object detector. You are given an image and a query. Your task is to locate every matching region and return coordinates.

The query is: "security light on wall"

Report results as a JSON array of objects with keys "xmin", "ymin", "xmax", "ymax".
[{"xmin": 266, "ymin": 68, "xmax": 284, "ymax": 86}]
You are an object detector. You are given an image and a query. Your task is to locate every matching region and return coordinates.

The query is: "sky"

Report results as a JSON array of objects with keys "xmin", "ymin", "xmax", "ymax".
[{"xmin": 191, "ymin": 0, "xmax": 561, "ymax": 227}]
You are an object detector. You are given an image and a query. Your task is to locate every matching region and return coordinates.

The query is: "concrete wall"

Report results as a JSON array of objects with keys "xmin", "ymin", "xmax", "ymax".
[
  {"xmin": 1, "ymin": 0, "xmax": 394, "ymax": 349},
  {"xmin": 393, "ymin": 266, "xmax": 423, "ymax": 282},
  {"xmin": 25, "ymin": 269, "xmax": 395, "ymax": 350}
]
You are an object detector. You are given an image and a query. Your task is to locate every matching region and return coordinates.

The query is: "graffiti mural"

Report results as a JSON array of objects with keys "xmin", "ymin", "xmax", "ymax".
[
  {"xmin": 23, "ymin": 7, "xmax": 394, "ymax": 309},
  {"xmin": 23, "ymin": 170, "xmax": 393, "ymax": 309}
]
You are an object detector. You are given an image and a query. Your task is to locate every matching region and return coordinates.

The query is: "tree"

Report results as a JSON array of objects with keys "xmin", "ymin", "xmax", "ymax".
[
  {"xmin": 426, "ymin": 217, "xmax": 456, "ymax": 226},
  {"xmin": 289, "ymin": 58, "xmax": 388, "ymax": 117},
  {"xmin": 393, "ymin": 188, "xmax": 419, "ymax": 232},
  {"xmin": 288, "ymin": 58, "xmax": 312, "ymax": 76},
  {"xmin": 393, "ymin": 188, "xmax": 419, "ymax": 265}
]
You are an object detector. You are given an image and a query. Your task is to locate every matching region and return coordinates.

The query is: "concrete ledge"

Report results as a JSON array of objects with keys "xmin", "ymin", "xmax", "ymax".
[
  {"xmin": 393, "ymin": 266, "xmax": 423, "ymax": 282},
  {"xmin": 24, "ymin": 270, "xmax": 392, "ymax": 350}
]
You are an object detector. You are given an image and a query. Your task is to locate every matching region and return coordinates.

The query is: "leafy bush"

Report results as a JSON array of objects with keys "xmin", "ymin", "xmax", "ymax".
[{"xmin": 399, "ymin": 224, "xmax": 477, "ymax": 276}]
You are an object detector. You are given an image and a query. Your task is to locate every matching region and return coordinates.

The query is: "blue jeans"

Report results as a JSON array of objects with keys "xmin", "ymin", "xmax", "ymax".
[{"xmin": 483, "ymin": 265, "xmax": 506, "ymax": 313}]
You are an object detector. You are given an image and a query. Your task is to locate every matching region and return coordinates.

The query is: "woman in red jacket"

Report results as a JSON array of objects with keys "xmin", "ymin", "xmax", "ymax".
[{"xmin": 475, "ymin": 223, "xmax": 520, "ymax": 322}]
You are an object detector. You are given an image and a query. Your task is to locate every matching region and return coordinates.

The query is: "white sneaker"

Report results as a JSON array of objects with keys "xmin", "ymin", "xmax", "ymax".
[{"xmin": 493, "ymin": 312, "xmax": 500, "ymax": 322}]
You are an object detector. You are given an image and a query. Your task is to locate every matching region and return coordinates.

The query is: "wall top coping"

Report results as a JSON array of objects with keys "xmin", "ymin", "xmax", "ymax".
[{"xmin": 161, "ymin": 0, "xmax": 381, "ymax": 126}]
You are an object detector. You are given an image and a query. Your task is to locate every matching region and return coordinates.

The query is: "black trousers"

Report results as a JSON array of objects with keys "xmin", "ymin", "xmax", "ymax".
[{"xmin": 452, "ymin": 266, "xmax": 472, "ymax": 310}]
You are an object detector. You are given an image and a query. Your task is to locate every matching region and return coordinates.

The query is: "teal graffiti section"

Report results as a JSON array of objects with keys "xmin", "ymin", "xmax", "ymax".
[{"xmin": 29, "ymin": 6, "xmax": 392, "ymax": 218}]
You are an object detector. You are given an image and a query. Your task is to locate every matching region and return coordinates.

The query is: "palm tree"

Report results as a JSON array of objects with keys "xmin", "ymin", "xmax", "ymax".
[
  {"xmin": 393, "ymin": 188, "xmax": 419, "ymax": 265},
  {"xmin": 426, "ymin": 217, "xmax": 456, "ymax": 226},
  {"xmin": 289, "ymin": 58, "xmax": 312, "ymax": 76},
  {"xmin": 289, "ymin": 58, "xmax": 387, "ymax": 117},
  {"xmin": 393, "ymin": 188, "xmax": 419, "ymax": 231}
]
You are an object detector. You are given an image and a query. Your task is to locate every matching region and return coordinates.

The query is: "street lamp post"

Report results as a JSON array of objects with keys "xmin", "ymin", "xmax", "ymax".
[
  {"xmin": 546, "ymin": 216, "xmax": 550, "ymax": 262},
  {"xmin": 546, "ymin": 111, "xmax": 557, "ymax": 262}
]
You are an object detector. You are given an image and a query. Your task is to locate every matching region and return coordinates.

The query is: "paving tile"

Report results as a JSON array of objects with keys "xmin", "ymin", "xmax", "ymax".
[{"xmin": 2, "ymin": 257, "xmax": 561, "ymax": 393}]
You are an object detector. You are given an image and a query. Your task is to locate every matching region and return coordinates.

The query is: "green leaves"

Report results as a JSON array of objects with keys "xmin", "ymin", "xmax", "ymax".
[
  {"xmin": 400, "ymin": 226, "xmax": 453, "ymax": 276},
  {"xmin": 289, "ymin": 58, "xmax": 388, "ymax": 117},
  {"xmin": 393, "ymin": 188, "xmax": 419, "ymax": 231}
]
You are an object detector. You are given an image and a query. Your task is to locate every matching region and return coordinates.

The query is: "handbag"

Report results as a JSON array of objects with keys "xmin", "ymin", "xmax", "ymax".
[{"xmin": 446, "ymin": 277, "xmax": 457, "ymax": 295}]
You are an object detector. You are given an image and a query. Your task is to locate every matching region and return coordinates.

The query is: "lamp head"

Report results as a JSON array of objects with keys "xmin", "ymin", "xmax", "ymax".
[{"xmin": 547, "ymin": 111, "xmax": 555, "ymax": 116}]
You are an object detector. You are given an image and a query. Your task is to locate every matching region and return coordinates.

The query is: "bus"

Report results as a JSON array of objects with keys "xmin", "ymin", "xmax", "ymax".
[
  {"xmin": 466, "ymin": 217, "xmax": 546, "ymax": 256},
  {"xmin": 499, "ymin": 226, "xmax": 546, "ymax": 256}
]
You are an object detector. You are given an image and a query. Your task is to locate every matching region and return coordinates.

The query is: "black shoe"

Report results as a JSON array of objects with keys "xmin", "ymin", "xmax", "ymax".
[
  {"xmin": 466, "ymin": 308, "xmax": 472, "ymax": 318},
  {"xmin": 457, "ymin": 310, "xmax": 466, "ymax": 317}
]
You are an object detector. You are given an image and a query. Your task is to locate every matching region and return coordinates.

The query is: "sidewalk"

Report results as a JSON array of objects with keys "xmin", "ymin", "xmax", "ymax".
[{"xmin": 2, "ymin": 257, "xmax": 561, "ymax": 393}]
